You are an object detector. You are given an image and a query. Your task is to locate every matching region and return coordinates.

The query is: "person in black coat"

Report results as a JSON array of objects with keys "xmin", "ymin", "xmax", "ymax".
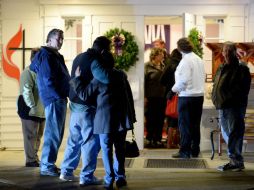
[
  {"xmin": 70, "ymin": 55, "xmax": 136, "ymax": 190},
  {"xmin": 212, "ymin": 42, "xmax": 251, "ymax": 171},
  {"xmin": 160, "ymin": 49, "xmax": 182, "ymax": 129}
]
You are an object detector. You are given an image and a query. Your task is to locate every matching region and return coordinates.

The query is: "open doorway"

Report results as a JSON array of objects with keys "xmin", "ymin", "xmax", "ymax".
[{"xmin": 144, "ymin": 16, "xmax": 182, "ymax": 149}]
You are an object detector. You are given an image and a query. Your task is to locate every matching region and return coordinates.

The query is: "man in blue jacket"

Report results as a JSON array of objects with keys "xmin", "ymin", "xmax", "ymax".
[{"xmin": 30, "ymin": 28, "xmax": 70, "ymax": 176}]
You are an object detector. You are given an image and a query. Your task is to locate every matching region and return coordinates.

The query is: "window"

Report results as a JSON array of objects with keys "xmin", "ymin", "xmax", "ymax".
[{"xmin": 61, "ymin": 17, "xmax": 83, "ymax": 73}]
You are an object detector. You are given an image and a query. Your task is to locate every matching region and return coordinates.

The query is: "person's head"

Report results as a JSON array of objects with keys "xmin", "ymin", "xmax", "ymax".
[
  {"xmin": 177, "ymin": 37, "xmax": 193, "ymax": 54},
  {"xmin": 101, "ymin": 50, "xmax": 115, "ymax": 69},
  {"xmin": 149, "ymin": 47, "xmax": 164, "ymax": 63},
  {"xmin": 92, "ymin": 36, "xmax": 111, "ymax": 53},
  {"xmin": 153, "ymin": 39, "xmax": 166, "ymax": 49},
  {"xmin": 46, "ymin": 28, "xmax": 64, "ymax": 50},
  {"xmin": 222, "ymin": 41, "xmax": 238, "ymax": 64},
  {"xmin": 170, "ymin": 48, "xmax": 182, "ymax": 61},
  {"xmin": 30, "ymin": 47, "xmax": 40, "ymax": 61}
]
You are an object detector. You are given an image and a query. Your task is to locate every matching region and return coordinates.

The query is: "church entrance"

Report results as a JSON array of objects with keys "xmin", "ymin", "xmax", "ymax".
[{"xmin": 143, "ymin": 16, "xmax": 182, "ymax": 149}]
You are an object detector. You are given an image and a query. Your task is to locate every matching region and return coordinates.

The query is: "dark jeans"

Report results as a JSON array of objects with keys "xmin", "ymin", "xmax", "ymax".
[
  {"xmin": 178, "ymin": 96, "xmax": 204, "ymax": 156},
  {"xmin": 219, "ymin": 107, "xmax": 246, "ymax": 164},
  {"xmin": 145, "ymin": 97, "xmax": 166, "ymax": 142},
  {"xmin": 99, "ymin": 131, "xmax": 127, "ymax": 184}
]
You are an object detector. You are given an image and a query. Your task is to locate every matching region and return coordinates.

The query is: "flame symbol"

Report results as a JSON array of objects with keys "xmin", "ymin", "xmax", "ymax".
[{"xmin": 1, "ymin": 25, "xmax": 22, "ymax": 83}]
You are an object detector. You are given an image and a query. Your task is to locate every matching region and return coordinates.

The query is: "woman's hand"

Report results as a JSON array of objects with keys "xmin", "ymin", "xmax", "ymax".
[{"xmin": 75, "ymin": 66, "xmax": 81, "ymax": 77}]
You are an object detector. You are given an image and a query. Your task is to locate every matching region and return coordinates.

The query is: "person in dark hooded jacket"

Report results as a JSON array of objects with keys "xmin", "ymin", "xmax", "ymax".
[
  {"xmin": 70, "ymin": 57, "xmax": 136, "ymax": 190},
  {"xmin": 59, "ymin": 36, "xmax": 116, "ymax": 186}
]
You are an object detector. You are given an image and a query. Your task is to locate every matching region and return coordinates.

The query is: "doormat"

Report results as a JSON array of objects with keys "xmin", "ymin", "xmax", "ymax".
[
  {"xmin": 144, "ymin": 159, "xmax": 207, "ymax": 168},
  {"xmin": 97, "ymin": 158, "xmax": 133, "ymax": 168}
]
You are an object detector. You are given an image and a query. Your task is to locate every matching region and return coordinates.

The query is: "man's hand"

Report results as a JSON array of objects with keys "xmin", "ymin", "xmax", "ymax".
[
  {"xmin": 166, "ymin": 90, "xmax": 175, "ymax": 100},
  {"xmin": 29, "ymin": 107, "xmax": 36, "ymax": 116},
  {"xmin": 75, "ymin": 66, "xmax": 81, "ymax": 77}
]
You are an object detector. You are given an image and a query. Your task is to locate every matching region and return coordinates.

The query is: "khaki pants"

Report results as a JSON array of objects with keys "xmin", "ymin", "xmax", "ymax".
[{"xmin": 21, "ymin": 119, "xmax": 45, "ymax": 163}]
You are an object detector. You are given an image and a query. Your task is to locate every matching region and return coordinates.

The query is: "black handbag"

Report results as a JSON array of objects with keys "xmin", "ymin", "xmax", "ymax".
[{"xmin": 125, "ymin": 129, "xmax": 140, "ymax": 158}]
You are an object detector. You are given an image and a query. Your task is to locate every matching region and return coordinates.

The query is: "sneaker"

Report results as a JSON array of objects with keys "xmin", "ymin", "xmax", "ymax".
[
  {"xmin": 26, "ymin": 161, "xmax": 40, "ymax": 167},
  {"xmin": 80, "ymin": 176, "xmax": 103, "ymax": 186},
  {"xmin": 59, "ymin": 174, "xmax": 79, "ymax": 181},
  {"xmin": 116, "ymin": 178, "xmax": 127, "ymax": 188},
  {"xmin": 40, "ymin": 170, "xmax": 60, "ymax": 177},
  {"xmin": 172, "ymin": 152, "xmax": 190, "ymax": 159},
  {"xmin": 217, "ymin": 162, "xmax": 245, "ymax": 172},
  {"xmin": 103, "ymin": 182, "xmax": 113, "ymax": 190}
]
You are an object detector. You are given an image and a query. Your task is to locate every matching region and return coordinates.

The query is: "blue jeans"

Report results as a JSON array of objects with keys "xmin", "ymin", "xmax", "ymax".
[
  {"xmin": 40, "ymin": 99, "xmax": 67, "ymax": 172},
  {"xmin": 178, "ymin": 96, "xmax": 204, "ymax": 156},
  {"xmin": 219, "ymin": 107, "xmax": 246, "ymax": 164},
  {"xmin": 99, "ymin": 131, "xmax": 127, "ymax": 184},
  {"xmin": 60, "ymin": 107, "xmax": 100, "ymax": 182}
]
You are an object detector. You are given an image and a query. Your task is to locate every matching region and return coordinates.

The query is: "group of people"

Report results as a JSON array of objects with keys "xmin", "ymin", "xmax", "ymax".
[
  {"xmin": 17, "ymin": 28, "xmax": 136, "ymax": 189},
  {"xmin": 145, "ymin": 38, "xmax": 251, "ymax": 171},
  {"xmin": 144, "ymin": 38, "xmax": 205, "ymax": 156},
  {"xmin": 17, "ymin": 29, "xmax": 251, "ymax": 190}
]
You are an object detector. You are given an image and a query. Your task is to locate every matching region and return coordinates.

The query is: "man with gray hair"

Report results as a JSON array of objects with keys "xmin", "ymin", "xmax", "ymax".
[
  {"xmin": 212, "ymin": 42, "xmax": 251, "ymax": 171},
  {"xmin": 30, "ymin": 28, "xmax": 70, "ymax": 176}
]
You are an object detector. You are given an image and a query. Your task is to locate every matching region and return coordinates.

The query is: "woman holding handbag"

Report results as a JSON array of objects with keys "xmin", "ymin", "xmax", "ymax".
[{"xmin": 160, "ymin": 49, "xmax": 182, "ymax": 148}]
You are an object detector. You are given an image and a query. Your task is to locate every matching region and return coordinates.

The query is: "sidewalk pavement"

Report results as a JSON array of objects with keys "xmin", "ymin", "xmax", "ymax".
[{"xmin": 0, "ymin": 149, "xmax": 254, "ymax": 190}]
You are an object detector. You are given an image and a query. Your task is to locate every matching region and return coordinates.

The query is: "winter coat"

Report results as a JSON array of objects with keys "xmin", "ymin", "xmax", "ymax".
[
  {"xmin": 29, "ymin": 46, "xmax": 70, "ymax": 107},
  {"xmin": 70, "ymin": 69, "xmax": 136, "ymax": 134},
  {"xmin": 69, "ymin": 48, "xmax": 112, "ymax": 106},
  {"xmin": 17, "ymin": 67, "xmax": 45, "ymax": 120},
  {"xmin": 212, "ymin": 61, "xmax": 251, "ymax": 109},
  {"xmin": 145, "ymin": 62, "xmax": 165, "ymax": 98}
]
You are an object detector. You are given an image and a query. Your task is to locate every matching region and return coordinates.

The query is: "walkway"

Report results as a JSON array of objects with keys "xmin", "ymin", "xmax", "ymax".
[{"xmin": 0, "ymin": 149, "xmax": 254, "ymax": 190}]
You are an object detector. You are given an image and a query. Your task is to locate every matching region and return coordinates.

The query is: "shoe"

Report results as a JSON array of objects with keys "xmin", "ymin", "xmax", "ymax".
[
  {"xmin": 172, "ymin": 152, "xmax": 190, "ymax": 159},
  {"xmin": 217, "ymin": 162, "xmax": 245, "ymax": 172},
  {"xmin": 40, "ymin": 170, "xmax": 60, "ymax": 177},
  {"xmin": 54, "ymin": 165, "xmax": 60, "ymax": 173},
  {"xmin": 80, "ymin": 176, "xmax": 103, "ymax": 186},
  {"xmin": 59, "ymin": 174, "xmax": 79, "ymax": 181},
  {"xmin": 103, "ymin": 182, "xmax": 113, "ymax": 190},
  {"xmin": 40, "ymin": 166, "xmax": 60, "ymax": 177},
  {"xmin": 191, "ymin": 153, "xmax": 199, "ymax": 158},
  {"xmin": 116, "ymin": 178, "xmax": 127, "ymax": 188},
  {"xmin": 145, "ymin": 139, "xmax": 153, "ymax": 148},
  {"xmin": 153, "ymin": 141, "xmax": 164, "ymax": 148},
  {"xmin": 26, "ymin": 161, "xmax": 40, "ymax": 167}
]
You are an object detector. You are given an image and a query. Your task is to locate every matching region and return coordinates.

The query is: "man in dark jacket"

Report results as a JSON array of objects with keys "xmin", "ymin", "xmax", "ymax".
[
  {"xmin": 30, "ymin": 29, "xmax": 70, "ymax": 176},
  {"xmin": 71, "ymin": 59, "xmax": 136, "ymax": 190},
  {"xmin": 59, "ymin": 36, "xmax": 114, "ymax": 186},
  {"xmin": 212, "ymin": 42, "xmax": 251, "ymax": 171}
]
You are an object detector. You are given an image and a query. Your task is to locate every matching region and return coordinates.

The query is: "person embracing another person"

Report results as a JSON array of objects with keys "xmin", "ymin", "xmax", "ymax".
[
  {"xmin": 70, "ymin": 51, "xmax": 136, "ymax": 190},
  {"xmin": 59, "ymin": 36, "xmax": 119, "ymax": 186}
]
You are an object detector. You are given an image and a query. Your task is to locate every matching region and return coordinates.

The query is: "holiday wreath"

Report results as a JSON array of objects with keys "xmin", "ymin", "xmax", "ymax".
[{"xmin": 105, "ymin": 28, "xmax": 139, "ymax": 71}]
